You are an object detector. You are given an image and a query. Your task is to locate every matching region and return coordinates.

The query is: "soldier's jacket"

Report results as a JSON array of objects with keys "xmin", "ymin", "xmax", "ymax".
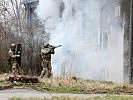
[
  {"xmin": 8, "ymin": 49, "xmax": 13, "ymax": 56},
  {"xmin": 41, "ymin": 48, "xmax": 51, "ymax": 60},
  {"xmin": 8, "ymin": 50, "xmax": 20, "ymax": 64}
]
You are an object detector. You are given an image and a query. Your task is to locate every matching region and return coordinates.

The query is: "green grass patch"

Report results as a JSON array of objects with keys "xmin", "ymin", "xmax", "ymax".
[
  {"xmin": 14, "ymin": 82, "xmax": 84, "ymax": 93},
  {"xmin": 31, "ymin": 83, "xmax": 84, "ymax": 93},
  {"xmin": 89, "ymin": 96, "xmax": 133, "ymax": 100},
  {"xmin": 10, "ymin": 95, "xmax": 133, "ymax": 100},
  {"xmin": 10, "ymin": 97, "xmax": 42, "ymax": 100}
]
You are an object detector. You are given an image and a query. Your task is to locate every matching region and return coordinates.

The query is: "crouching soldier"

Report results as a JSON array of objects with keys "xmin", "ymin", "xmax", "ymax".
[
  {"xmin": 40, "ymin": 43, "xmax": 62, "ymax": 78},
  {"xmin": 8, "ymin": 43, "xmax": 22, "ymax": 75}
]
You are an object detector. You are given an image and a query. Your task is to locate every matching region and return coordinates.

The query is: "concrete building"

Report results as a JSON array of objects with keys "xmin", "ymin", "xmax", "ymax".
[
  {"xmin": 100, "ymin": 0, "xmax": 122, "ymax": 48},
  {"xmin": 22, "ymin": 0, "xmax": 39, "ymax": 20},
  {"xmin": 100, "ymin": 0, "xmax": 133, "ymax": 83},
  {"xmin": 120, "ymin": 0, "xmax": 133, "ymax": 83},
  {"xmin": 21, "ymin": 0, "xmax": 39, "ymax": 36}
]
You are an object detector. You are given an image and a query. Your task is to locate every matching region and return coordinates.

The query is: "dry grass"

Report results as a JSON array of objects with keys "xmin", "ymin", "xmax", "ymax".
[
  {"xmin": 37, "ymin": 77, "xmax": 133, "ymax": 94},
  {"xmin": 0, "ymin": 73, "xmax": 14, "ymax": 89},
  {"xmin": 0, "ymin": 73, "xmax": 10, "ymax": 81},
  {"xmin": 1, "ymin": 74, "xmax": 133, "ymax": 94}
]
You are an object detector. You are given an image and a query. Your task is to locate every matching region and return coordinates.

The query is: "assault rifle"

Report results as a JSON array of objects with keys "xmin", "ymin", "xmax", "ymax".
[{"xmin": 49, "ymin": 45, "xmax": 62, "ymax": 54}]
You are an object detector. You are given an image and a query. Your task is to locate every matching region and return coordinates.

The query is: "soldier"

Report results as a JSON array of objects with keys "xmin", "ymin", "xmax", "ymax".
[
  {"xmin": 8, "ymin": 43, "xmax": 21, "ymax": 75},
  {"xmin": 16, "ymin": 44, "xmax": 22, "ymax": 68},
  {"xmin": 40, "ymin": 43, "xmax": 62, "ymax": 78}
]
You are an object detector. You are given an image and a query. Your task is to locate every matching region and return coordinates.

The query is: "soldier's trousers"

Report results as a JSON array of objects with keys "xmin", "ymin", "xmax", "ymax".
[
  {"xmin": 40, "ymin": 60, "xmax": 52, "ymax": 78},
  {"xmin": 12, "ymin": 62, "xmax": 18, "ymax": 75}
]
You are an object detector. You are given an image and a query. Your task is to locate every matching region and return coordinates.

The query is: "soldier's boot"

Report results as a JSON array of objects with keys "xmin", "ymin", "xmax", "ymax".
[
  {"xmin": 40, "ymin": 68, "xmax": 46, "ymax": 78},
  {"xmin": 47, "ymin": 69, "xmax": 51, "ymax": 78}
]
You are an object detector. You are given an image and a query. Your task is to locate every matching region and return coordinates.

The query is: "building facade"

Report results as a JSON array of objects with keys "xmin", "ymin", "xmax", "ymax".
[
  {"xmin": 22, "ymin": 0, "xmax": 39, "ymax": 20},
  {"xmin": 120, "ymin": 0, "xmax": 133, "ymax": 83}
]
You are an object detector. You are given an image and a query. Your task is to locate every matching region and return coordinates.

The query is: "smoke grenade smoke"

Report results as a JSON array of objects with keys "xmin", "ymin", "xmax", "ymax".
[{"xmin": 37, "ymin": 0, "xmax": 123, "ymax": 83}]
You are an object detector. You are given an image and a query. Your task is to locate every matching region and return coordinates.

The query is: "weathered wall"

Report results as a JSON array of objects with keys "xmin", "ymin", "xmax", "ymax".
[{"xmin": 120, "ymin": 0, "xmax": 131, "ymax": 83}]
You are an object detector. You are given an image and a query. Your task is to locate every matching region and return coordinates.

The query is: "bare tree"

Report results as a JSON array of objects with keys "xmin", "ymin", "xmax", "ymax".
[{"xmin": 0, "ymin": 0, "xmax": 49, "ymax": 75}]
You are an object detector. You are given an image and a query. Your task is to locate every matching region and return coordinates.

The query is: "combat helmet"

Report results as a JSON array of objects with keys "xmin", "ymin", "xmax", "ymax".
[
  {"xmin": 43, "ymin": 43, "xmax": 49, "ymax": 47},
  {"xmin": 11, "ymin": 43, "xmax": 16, "ymax": 52},
  {"xmin": 11, "ymin": 43, "xmax": 16, "ymax": 47}
]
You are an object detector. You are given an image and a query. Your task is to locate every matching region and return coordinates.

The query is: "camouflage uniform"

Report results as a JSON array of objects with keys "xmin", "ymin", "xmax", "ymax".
[
  {"xmin": 40, "ymin": 44, "xmax": 53, "ymax": 78},
  {"xmin": 8, "ymin": 44, "xmax": 20, "ymax": 75}
]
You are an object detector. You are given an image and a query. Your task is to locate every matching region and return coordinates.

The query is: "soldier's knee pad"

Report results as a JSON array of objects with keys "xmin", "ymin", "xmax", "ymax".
[
  {"xmin": 42, "ymin": 67, "xmax": 46, "ymax": 71},
  {"xmin": 41, "ymin": 70, "xmax": 45, "ymax": 74}
]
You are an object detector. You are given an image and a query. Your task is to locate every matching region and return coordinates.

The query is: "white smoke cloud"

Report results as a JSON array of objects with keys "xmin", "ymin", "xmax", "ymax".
[
  {"xmin": 37, "ymin": 0, "xmax": 61, "ymax": 31},
  {"xmin": 37, "ymin": 0, "xmax": 123, "ymax": 83}
]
